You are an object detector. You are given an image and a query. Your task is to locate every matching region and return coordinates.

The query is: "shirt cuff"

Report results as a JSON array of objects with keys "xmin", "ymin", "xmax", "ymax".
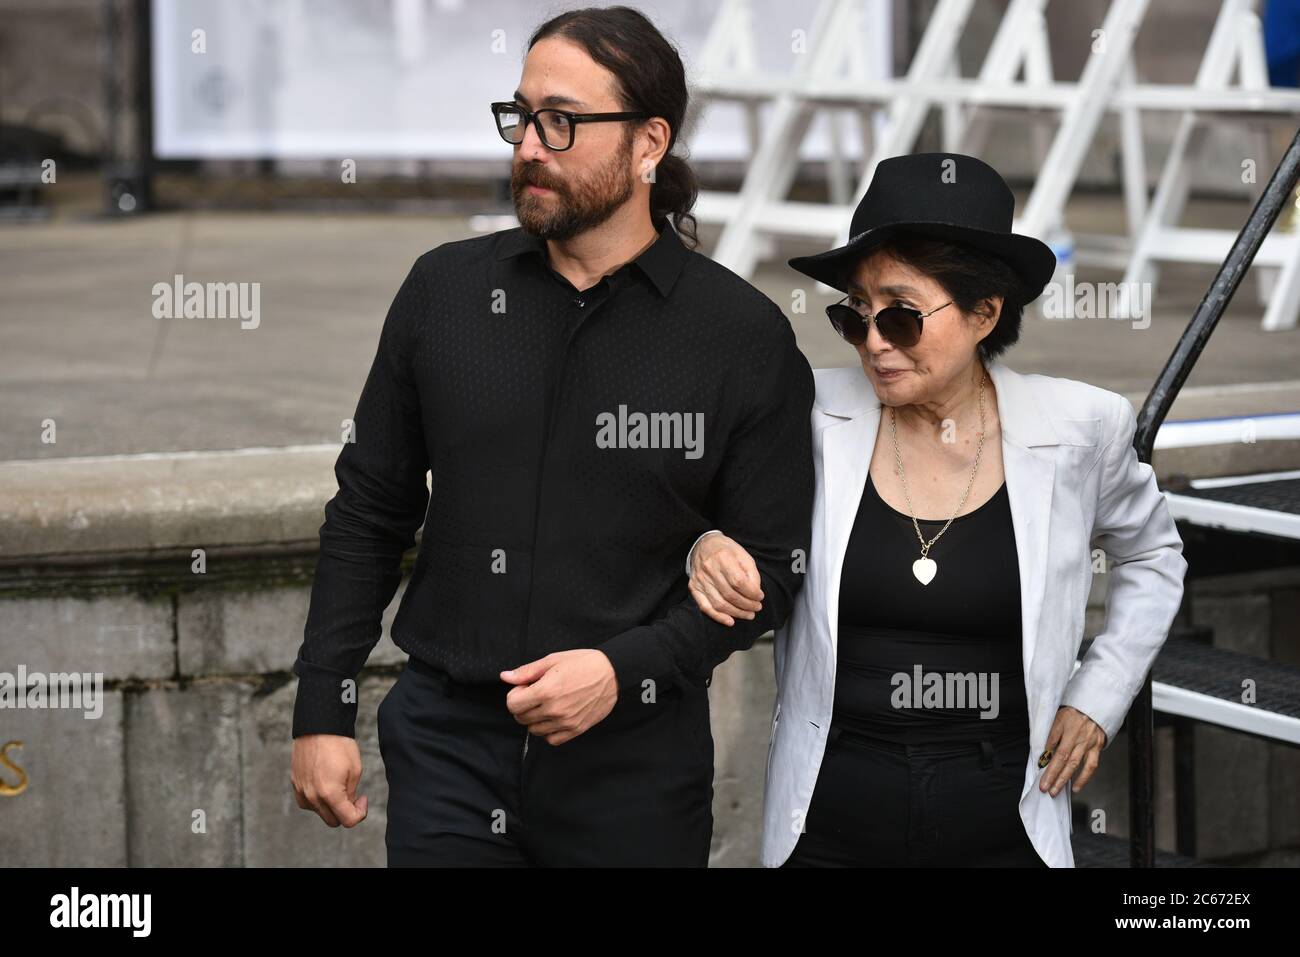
[
  {"xmin": 291, "ymin": 659, "xmax": 361, "ymax": 739},
  {"xmin": 597, "ymin": 624, "xmax": 679, "ymax": 696}
]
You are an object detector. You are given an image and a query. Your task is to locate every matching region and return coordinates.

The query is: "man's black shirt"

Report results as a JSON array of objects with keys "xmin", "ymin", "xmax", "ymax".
[{"xmin": 292, "ymin": 220, "xmax": 815, "ymax": 738}]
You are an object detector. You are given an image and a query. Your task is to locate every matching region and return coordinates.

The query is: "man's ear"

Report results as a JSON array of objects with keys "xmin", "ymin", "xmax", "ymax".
[{"xmin": 636, "ymin": 117, "xmax": 672, "ymax": 181}]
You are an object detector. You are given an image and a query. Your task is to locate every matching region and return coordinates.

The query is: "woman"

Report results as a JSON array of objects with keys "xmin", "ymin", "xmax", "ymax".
[{"xmin": 686, "ymin": 152, "xmax": 1187, "ymax": 867}]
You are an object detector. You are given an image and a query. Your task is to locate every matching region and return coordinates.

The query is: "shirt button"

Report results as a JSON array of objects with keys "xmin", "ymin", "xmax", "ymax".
[{"xmin": 573, "ymin": 298, "xmax": 585, "ymax": 307}]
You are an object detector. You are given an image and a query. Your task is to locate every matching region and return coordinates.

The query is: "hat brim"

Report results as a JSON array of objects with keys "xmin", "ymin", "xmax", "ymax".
[{"xmin": 787, "ymin": 221, "xmax": 1058, "ymax": 304}]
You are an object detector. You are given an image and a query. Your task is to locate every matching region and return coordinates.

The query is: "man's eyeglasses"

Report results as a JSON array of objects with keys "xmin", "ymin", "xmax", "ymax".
[
  {"xmin": 491, "ymin": 101, "xmax": 650, "ymax": 152},
  {"xmin": 826, "ymin": 296, "xmax": 953, "ymax": 347}
]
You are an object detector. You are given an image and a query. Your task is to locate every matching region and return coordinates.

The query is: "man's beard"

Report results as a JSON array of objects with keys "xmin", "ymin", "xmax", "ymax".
[{"xmin": 511, "ymin": 136, "xmax": 636, "ymax": 241}]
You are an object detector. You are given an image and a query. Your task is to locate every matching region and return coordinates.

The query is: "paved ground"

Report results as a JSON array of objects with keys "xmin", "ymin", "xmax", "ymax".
[{"xmin": 2, "ymin": 192, "xmax": 1298, "ymax": 463}]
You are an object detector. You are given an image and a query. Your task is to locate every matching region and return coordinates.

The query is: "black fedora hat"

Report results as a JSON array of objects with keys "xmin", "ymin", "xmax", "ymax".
[{"xmin": 788, "ymin": 152, "xmax": 1057, "ymax": 303}]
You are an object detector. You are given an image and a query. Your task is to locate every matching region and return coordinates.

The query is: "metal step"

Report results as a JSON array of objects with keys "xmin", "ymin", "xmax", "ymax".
[
  {"xmin": 1151, "ymin": 639, "xmax": 1300, "ymax": 745},
  {"xmin": 1077, "ymin": 636, "xmax": 1300, "ymax": 745},
  {"xmin": 1165, "ymin": 470, "xmax": 1300, "ymax": 541}
]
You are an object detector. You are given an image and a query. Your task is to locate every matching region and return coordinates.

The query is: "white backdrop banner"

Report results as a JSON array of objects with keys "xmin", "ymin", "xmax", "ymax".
[{"xmin": 151, "ymin": 0, "xmax": 889, "ymax": 161}]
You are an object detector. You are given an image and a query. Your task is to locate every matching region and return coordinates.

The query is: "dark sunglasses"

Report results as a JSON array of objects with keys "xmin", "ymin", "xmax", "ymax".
[{"xmin": 825, "ymin": 296, "xmax": 953, "ymax": 347}]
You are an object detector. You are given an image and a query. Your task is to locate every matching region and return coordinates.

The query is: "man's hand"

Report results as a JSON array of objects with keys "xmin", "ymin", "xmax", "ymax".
[
  {"xmin": 291, "ymin": 734, "xmax": 369, "ymax": 827},
  {"xmin": 500, "ymin": 649, "xmax": 618, "ymax": 745},
  {"xmin": 1037, "ymin": 705, "xmax": 1107, "ymax": 796}
]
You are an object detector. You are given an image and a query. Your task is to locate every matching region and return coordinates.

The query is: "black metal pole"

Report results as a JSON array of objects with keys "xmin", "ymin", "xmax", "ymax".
[
  {"xmin": 133, "ymin": 0, "xmax": 153, "ymax": 211},
  {"xmin": 1127, "ymin": 123, "xmax": 1300, "ymax": 868},
  {"xmin": 103, "ymin": 0, "xmax": 119, "ymax": 215}
]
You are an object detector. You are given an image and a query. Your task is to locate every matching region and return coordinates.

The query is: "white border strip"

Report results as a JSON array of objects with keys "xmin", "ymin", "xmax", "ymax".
[
  {"xmin": 1152, "ymin": 681, "xmax": 1300, "ymax": 745},
  {"xmin": 1152, "ymin": 413, "xmax": 1300, "ymax": 450},
  {"xmin": 1190, "ymin": 469, "xmax": 1300, "ymax": 489},
  {"xmin": 1164, "ymin": 492, "xmax": 1300, "ymax": 540},
  {"xmin": 1172, "ymin": 379, "xmax": 1300, "ymax": 397}
]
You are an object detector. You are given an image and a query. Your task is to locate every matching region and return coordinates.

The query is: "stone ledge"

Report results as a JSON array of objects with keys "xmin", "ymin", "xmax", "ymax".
[
  {"xmin": 0, "ymin": 444, "xmax": 428, "ymax": 567},
  {"xmin": 2, "ymin": 390, "xmax": 1295, "ymax": 568}
]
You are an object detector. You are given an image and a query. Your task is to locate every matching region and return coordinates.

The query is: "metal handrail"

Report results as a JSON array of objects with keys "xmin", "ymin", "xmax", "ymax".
[{"xmin": 1127, "ymin": 123, "xmax": 1300, "ymax": 867}]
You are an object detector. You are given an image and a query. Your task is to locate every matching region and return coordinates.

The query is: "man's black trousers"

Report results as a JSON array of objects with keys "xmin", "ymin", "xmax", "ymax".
[{"xmin": 377, "ymin": 655, "xmax": 715, "ymax": 866}]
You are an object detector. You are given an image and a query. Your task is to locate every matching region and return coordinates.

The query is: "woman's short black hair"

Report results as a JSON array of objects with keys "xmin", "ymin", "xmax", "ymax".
[{"xmin": 846, "ymin": 232, "xmax": 1027, "ymax": 362}]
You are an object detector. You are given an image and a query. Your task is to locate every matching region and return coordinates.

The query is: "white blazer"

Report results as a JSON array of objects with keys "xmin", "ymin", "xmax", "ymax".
[{"xmin": 760, "ymin": 356, "xmax": 1188, "ymax": 868}]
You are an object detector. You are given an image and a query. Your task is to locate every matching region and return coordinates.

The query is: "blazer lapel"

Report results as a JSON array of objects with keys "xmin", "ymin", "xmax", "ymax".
[
  {"xmin": 988, "ymin": 359, "xmax": 1060, "ymax": 683},
  {"xmin": 815, "ymin": 357, "xmax": 1061, "ymax": 684}
]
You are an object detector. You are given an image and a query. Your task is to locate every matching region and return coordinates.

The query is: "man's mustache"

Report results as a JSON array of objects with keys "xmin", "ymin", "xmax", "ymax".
[{"xmin": 513, "ymin": 162, "xmax": 566, "ymax": 195}]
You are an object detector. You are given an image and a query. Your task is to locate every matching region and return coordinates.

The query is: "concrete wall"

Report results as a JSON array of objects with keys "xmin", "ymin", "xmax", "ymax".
[
  {"xmin": 1, "ymin": 444, "xmax": 1297, "ymax": 866},
  {"xmin": 0, "ymin": 446, "xmax": 780, "ymax": 865}
]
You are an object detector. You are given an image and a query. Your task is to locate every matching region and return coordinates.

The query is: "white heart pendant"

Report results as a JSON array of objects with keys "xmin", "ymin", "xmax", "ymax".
[{"xmin": 912, "ymin": 557, "xmax": 937, "ymax": 585}]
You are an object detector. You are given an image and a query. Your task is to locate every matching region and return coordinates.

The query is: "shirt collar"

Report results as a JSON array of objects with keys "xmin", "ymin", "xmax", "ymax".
[{"xmin": 495, "ymin": 219, "xmax": 688, "ymax": 297}]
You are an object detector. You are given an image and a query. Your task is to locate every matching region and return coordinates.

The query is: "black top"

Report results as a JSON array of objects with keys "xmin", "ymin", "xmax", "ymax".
[
  {"xmin": 833, "ymin": 471, "xmax": 1029, "ymax": 743},
  {"xmin": 291, "ymin": 221, "xmax": 815, "ymax": 738}
]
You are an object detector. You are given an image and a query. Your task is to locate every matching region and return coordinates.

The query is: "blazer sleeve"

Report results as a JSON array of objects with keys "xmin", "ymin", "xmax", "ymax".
[{"xmin": 1060, "ymin": 393, "xmax": 1188, "ymax": 750}]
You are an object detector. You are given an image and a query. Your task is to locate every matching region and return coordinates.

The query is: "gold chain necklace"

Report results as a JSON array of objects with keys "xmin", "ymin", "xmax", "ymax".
[{"xmin": 888, "ymin": 369, "xmax": 987, "ymax": 586}]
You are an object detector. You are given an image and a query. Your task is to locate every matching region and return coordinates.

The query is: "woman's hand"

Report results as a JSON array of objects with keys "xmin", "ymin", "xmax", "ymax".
[
  {"xmin": 1037, "ymin": 705, "xmax": 1107, "ymax": 796},
  {"xmin": 688, "ymin": 531, "xmax": 764, "ymax": 626}
]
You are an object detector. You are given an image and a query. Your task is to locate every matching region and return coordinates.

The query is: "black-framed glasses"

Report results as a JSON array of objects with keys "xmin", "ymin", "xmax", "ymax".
[
  {"xmin": 826, "ymin": 296, "xmax": 953, "ymax": 347},
  {"xmin": 491, "ymin": 101, "xmax": 650, "ymax": 151}
]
